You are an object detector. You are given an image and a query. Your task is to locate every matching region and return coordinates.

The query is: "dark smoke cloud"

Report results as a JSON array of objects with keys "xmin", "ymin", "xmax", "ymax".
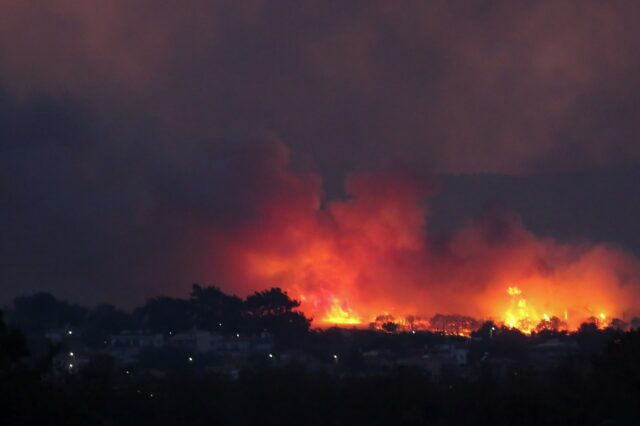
[
  {"xmin": 2, "ymin": 1, "xmax": 640, "ymax": 172},
  {"xmin": 1, "ymin": 1, "xmax": 640, "ymax": 305}
]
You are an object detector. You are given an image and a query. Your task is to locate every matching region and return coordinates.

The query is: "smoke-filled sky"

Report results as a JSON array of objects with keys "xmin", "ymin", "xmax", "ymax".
[{"xmin": 1, "ymin": 1, "xmax": 640, "ymax": 316}]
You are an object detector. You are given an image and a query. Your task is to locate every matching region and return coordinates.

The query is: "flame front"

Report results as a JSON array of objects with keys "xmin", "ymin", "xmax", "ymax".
[
  {"xmin": 203, "ymin": 145, "xmax": 640, "ymax": 331},
  {"xmin": 322, "ymin": 299, "xmax": 362, "ymax": 325},
  {"xmin": 498, "ymin": 286, "xmax": 615, "ymax": 334},
  {"xmin": 503, "ymin": 286, "xmax": 539, "ymax": 333}
]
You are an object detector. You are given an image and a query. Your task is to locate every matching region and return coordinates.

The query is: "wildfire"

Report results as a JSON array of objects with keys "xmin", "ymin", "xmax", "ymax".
[
  {"xmin": 322, "ymin": 299, "xmax": 362, "ymax": 325},
  {"xmin": 202, "ymin": 146, "xmax": 640, "ymax": 334},
  {"xmin": 498, "ymin": 286, "xmax": 616, "ymax": 334},
  {"xmin": 314, "ymin": 286, "xmax": 619, "ymax": 335},
  {"xmin": 507, "ymin": 286, "xmax": 522, "ymax": 296},
  {"xmin": 503, "ymin": 286, "xmax": 540, "ymax": 333},
  {"xmin": 596, "ymin": 312, "xmax": 609, "ymax": 329}
]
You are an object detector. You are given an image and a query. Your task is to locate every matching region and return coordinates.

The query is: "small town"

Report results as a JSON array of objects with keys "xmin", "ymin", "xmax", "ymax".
[{"xmin": 4, "ymin": 286, "xmax": 637, "ymax": 383}]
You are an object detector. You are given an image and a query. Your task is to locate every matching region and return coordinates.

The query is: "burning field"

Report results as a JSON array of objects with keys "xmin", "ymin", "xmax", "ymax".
[{"xmin": 202, "ymin": 143, "xmax": 640, "ymax": 334}]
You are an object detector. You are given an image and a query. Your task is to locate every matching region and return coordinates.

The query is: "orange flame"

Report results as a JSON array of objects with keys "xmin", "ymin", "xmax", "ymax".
[
  {"xmin": 322, "ymin": 299, "xmax": 362, "ymax": 325},
  {"xmin": 503, "ymin": 286, "xmax": 539, "ymax": 333},
  {"xmin": 203, "ymin": 146, "xmax": 640, "ymax": 332}
]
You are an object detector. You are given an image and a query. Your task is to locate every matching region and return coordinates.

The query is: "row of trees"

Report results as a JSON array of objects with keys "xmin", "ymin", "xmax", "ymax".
[{"xmin": 7, "ymin": 285, "xmax": 310, "ymax": 348}]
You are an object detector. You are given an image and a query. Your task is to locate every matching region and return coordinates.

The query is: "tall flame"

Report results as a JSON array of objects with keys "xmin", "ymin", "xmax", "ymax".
[
  {"xmin": 503, "ymin": 286, "xmax": 539, "ymax": 333},
  {"xmin": 322, "ymin": 299, "xmax": 362, "ymax": 325}
]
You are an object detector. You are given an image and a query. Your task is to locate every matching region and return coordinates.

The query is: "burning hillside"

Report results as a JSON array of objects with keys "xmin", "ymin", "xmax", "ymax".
[{"xmin": 202, "ymin": 143, "xmax": 640, "ymax": 334}]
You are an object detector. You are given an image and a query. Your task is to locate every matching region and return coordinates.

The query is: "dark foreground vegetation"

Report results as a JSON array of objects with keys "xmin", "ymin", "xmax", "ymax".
[
  {"xmin": 2, "ymin": 286, "xmax": 640, "ymax": 425},
  {"xmin": 2, "ymin": 331, "xmax": 640, "ymax": 425}
]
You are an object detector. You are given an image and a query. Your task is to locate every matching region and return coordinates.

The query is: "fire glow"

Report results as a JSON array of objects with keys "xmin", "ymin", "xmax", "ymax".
[
  {"xmin": 323, "ymin": 299, "xmax": 361, "ymax": 325},
  {"xmin": 205, "ymin": 143, "xmax": 640, "ymax": 335}
]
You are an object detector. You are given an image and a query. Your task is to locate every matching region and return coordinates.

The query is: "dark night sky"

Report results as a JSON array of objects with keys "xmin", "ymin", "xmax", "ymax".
[{"xmin": 1, "ymin": 1, "xmax": 640, "ymax": 306}]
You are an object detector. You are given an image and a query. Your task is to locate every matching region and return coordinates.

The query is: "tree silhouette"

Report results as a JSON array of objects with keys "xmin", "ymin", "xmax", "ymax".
[
  {"xmin": 471, "ymin": 320, "xmax": 498, "ymax": 340},
  {"xmin": 134, "ymin": 297, "xmax": 193, "ymax": 333},
  {"xmin": 83, "ymin": 304, "xmax": 134, "ymax": 347},
  {"xmin": 0, "ymin": 311, "xmax": 28, "ymax": 372},
  {"xmin": 190, "ymin": 284, "xmax": 243, "ymax": 331},
  {"xmin": 534, "ymin": 315, "xmax": 567, "ymax": 333},
  {"xmin": 11, "ymin": 292, "xmax": 87, "ymax": 333},
  {"xmin": 243, "ymin": 288, "xmax": 309, "ymax": 347},
  {"xmin": 244, "ymin": 288, "xmax": 300, "ymax": 317}
]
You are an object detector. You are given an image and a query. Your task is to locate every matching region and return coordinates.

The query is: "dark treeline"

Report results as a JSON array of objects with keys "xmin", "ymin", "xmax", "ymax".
[{"xmin": 6, "ymin": 284, "xmax": 310, "ymax": 349}]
